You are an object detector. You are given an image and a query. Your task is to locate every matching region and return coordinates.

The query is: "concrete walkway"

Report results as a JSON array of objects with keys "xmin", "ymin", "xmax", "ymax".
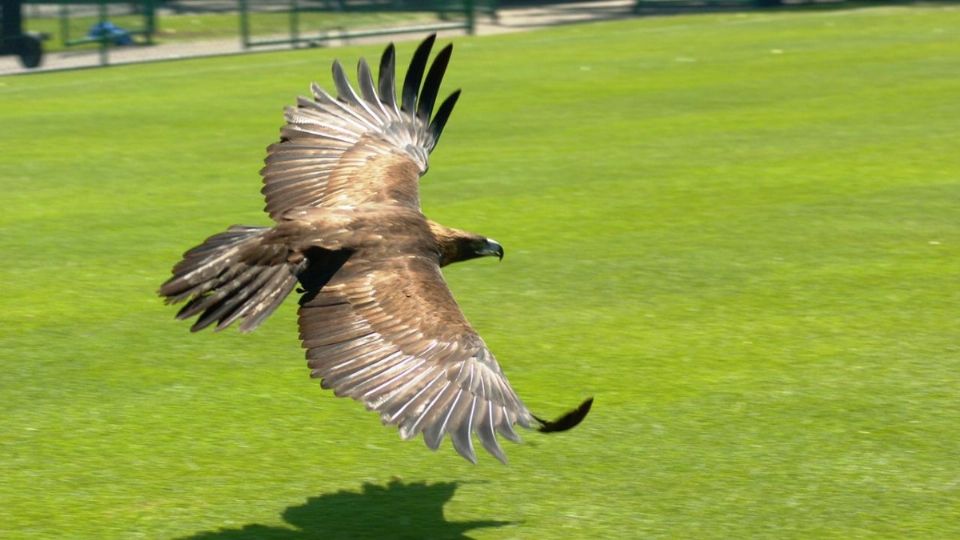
[{"xmin": 0, "ymin": 0, "xmax": 636, "ymax": 76}]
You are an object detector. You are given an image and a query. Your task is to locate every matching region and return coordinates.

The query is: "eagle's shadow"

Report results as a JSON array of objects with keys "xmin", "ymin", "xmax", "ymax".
[{"xmin": 182, "ymin": 479, "xmax": 511, "ymax": 540}]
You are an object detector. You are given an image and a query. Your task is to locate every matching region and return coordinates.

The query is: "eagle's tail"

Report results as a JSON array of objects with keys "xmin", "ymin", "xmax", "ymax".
[
  {"xmin": 534, "ymin": 397, "xmax": 594, "ymax": 433},
  {"xmin": 159, "ymin": 225, "xmax": 301, "ymax": 333}
]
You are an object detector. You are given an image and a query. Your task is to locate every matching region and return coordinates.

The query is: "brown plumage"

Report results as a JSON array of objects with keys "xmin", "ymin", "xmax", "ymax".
[{"xmin": 159, "ymin": 35, "xmax": 591, "ymax": 463}]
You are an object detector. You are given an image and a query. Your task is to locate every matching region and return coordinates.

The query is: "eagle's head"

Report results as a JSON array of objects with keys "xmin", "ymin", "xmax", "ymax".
[
  {"xmin": 444, "ymin": 234, "xmax": 503, "ymax": 267},
  {"xmin": 469, "ymin": 236, "xmax": 505, "ymax": 262},
  {"xmin": 430, "ymin": 221, "xmax": 503, "ymax": 267}
]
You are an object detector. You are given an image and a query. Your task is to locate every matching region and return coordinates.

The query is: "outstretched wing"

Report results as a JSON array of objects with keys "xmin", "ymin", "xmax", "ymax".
[
  {"xmin": 261, "ymin": 35, "xmax": 461, "ymax": 220},
  {"xmin": 299, "ymin": 254, "xmax": 537, "ymax": 463}
]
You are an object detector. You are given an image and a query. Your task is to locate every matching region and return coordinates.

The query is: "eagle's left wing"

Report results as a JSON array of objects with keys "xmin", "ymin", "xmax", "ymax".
[{"xmin": 298, "ymin": 254, "xmax": 591, "ymax": 463}]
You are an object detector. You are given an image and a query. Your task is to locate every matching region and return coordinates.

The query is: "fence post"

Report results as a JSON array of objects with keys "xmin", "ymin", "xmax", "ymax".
[
  {"xmin": 464, "ymin": 0, "xmax": 475, "ymax": 35},
  {"xmin": 97, "ymin": 0, "xmax": 108, "ymax": 66},
  {"xmin": 238, "ymin": 0, "xmax": 250, "ymax": 49},
  {"xmin": 290, "ymin": 0, "xmax": 300, "ymax": 48},
  {"xmin": 144, "ymin": 0, "xmax": 156, "ymax": 45},
  {"xmin": 58, "ymin": 3, "xmax": 69, "ymax": 46}
]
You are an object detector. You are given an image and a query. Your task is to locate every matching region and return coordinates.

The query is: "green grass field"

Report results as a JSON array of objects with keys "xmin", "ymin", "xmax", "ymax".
[{"xmin": 2, "ymin": 5, "xmax": 959, "ymax": 538}]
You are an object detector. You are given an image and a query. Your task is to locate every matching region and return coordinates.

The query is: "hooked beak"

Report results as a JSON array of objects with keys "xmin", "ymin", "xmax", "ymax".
[{"xmin": 480, "ymin": 238, "xmax": 504, "ymax": 261}]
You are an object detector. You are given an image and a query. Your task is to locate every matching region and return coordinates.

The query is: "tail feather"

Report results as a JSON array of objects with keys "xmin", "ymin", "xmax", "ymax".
[
  {"xmin": 534, "ymin": 397, "xmax": 593, "ymax": 434},
  {"xmin": 159, "ymin": 225, "xmax": 301, "ymax": 333},
  {"xmin": 236, "ymin": 266, "xmax": 298, "ymax": 332},
  {"xmin": 188, "ymin": 265, "xmax": 276, "ymax": 332}
]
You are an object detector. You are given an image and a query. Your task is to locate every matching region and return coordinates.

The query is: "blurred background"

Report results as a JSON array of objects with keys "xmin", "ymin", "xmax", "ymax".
[{"xmin": 5, "ymin": 0, "xmax": 953, "ymax": 71}]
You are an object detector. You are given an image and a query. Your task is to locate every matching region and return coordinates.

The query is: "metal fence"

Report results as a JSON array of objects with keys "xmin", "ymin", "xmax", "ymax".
[
  {"xmin": 237, "ymin": 0, "xmax": 483, "ymax": 50},
  {"xmin": 21, "ymin": 0, "xmax": 156, "ymax": 65},
  {"xmin": 6, "ymin": 0, "xmax": 484, "ymax": 70},
  {"xmin": 635, "ymin": 0, "xmax": 822, "ymax": 12}
]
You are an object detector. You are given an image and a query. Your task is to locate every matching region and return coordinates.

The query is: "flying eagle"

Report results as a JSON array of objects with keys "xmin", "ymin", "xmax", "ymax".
[{"xmin": 159, "ymin": 35, "xmax": 592, "ymax": 463}]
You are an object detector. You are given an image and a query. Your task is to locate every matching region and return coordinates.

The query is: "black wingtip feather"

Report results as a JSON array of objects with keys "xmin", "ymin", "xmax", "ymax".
[
  {"xmin": 429, "ymin": 89, "xmax": 461, "ymax": 145},
  {"xmin": 356, "ymin": 58, "xmax": 378, "ymax": 105},
  {"xmin": 534, "ymin": 397, "xmax": 593, "ymax": 433},
  {"xmin": 378, "ymin": 43, "xmax": 397, "ymax": 108},
  {"xmin": 331, "ymin": 60, "xmax": 355, "ymax": 104},
  {"xmin": 401, "ymin": 34, "xmax": 437, "ymax": 113},
  {"xmin": 417, "ymin": 43, "xmax": 453, "ymax": 122}
]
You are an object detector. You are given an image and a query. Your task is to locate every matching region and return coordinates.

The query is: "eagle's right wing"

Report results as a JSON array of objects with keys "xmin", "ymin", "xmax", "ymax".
[{"xmin": 261, "ymin": 35, "xmax": 461, "ymax": 219}]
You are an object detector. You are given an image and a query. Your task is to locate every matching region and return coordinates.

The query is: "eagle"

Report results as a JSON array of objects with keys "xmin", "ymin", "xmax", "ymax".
[{"xmin": 159, "ymin": 35, "xmax": 592, "ymax": 463}]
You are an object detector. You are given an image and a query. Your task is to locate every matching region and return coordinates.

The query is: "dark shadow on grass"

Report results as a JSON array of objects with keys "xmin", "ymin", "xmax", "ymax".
[{"xmin": 181, "ymin": 479, "xmax": 511, "ymax": 540}]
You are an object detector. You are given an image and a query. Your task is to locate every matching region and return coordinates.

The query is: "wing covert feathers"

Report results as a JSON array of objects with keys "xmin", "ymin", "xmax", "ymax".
[{"xmin": 260, "ymin": 34, "xmax": 459, "ymax": 220}]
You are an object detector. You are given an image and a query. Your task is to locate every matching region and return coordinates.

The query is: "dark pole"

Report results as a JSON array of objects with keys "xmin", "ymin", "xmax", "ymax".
[
  {"xmin": 464, "ymin": 0, "xmax": 474, "ymax": 35},
  {"xmin": 98, "ymin": 0, "xmax": 108, "ymax": 65},
  {"xmin": 238, "ymin": 0, "xmax": 250, "ymax": 49},
  {"xmin": 2, "ymin": 0, "xmax": 24, "ymax": 39},
  {"xmin": 290, "ymin": 0, "xmax": 299, "ymax": 48},
  {"xmin": 144, "ymin": 0, "xmax": 155, "ymax": 45}
]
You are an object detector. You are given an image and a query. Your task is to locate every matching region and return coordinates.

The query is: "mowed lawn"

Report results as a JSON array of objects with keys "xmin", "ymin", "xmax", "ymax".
[{"xmin": 2, "ymin": 6, "xmax": 959, "ymax": 538}]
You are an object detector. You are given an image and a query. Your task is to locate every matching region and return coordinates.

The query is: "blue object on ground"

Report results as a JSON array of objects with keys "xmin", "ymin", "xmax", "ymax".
[{"xmin": 88, "ymin": 22, "xmax": 133, "ymax": 46}]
